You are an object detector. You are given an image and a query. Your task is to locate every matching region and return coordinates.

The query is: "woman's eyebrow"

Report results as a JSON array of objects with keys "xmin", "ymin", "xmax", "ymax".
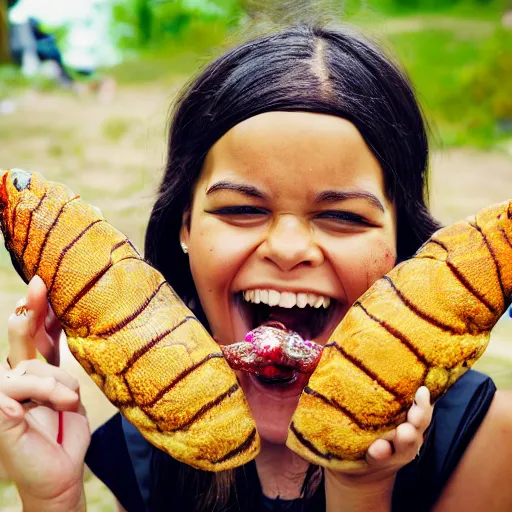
[
  {"xmin": 316, "ymin": 190, "xmax": 385, "ymax": 212},
  {"xmin": 206, "ymin": 180, "xmax": 266, "ymax": 199}
]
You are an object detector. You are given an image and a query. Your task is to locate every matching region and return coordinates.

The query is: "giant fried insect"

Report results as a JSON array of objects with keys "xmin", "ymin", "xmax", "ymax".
[
  {"xmin": 0, "ymin": 169, "xmax": 259, "ymax": 472},
  {"xmin": 1, "ymin": 168, "xmax": 511, "ymax": 471},
  {"xmin": 286, "ymin": 197, "xmax": 512, "ymax": 469}
]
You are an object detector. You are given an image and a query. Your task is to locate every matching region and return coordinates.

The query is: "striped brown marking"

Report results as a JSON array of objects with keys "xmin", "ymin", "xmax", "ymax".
[
  {"xmin": 303, "ymin": 386, "xmax": 406, "ymax": 430},
  {"xmin": 60, "ymin": 255, "xmax": 140, "ymax": 317},
  {"xmin": 168, "ymin": 384, "xmax": 240, "ymax": 432},
  {"xmin": 382, "ymin": 275, "xmax": 475, "ymax": 334},
  {"xmin": 429, "ymin": 238, "xmax": 450, "ymax": 252},
  {"xmin": 497, "ymin": 224, "xmax": 512, "ymax": 303},
  {"xmin": 354, "ymin": 302, "xmax": 430, "ymax": 366},
  {"xmin": 95, "ymin": 280, "xmax": 169, "ymax": 336},
  {"xmin": 126, "ymin": 239, "xmax": 141, "ymax": 257},
  {"xmin": 119, "ymin": 315, "xmax": 196, "ymax": 375},
  {"xmin": 289, "ymin": 422, "xmax": 342, "ymax": 461},
  {"xmin": 116, "ymin": 373, "xmax": 165, "ymax": 434},
  {"xmin": 210, "ymin": 428, "xmax": 257, "ymax": 465},
  {"xmin": 109, "ymin": 397, "xmax": 133, "ymax": 408},
  {"xmin": 48, "ymin": 219, "xmax": 103, "ymax": 293},
  {"xmin": 111, "ymin": 239, "xmax": 131, "ymax": 253},
  {"xmin": 32, "ymin": 196, "xmax": 80, "ymax": 275},
  {"xmin": 141, "ymin": 351, "xmax": 225, "ymax": 408},
  {"xmin": 324, "ymin": 342, "xmax": 406, "ymax": 400},
  {"xmin": 498, "ymin": 224, "xmax": 512, "ymax": 251},
  {"xmin": 430, "ymin": 238, "xmax": 499, "ymax": 316},
  {"xmin": 21, "ymin": 191, "xmax": 48, "ymax": 260},
  {"xmin": 470, "ymin": 220, "xmax": 506, "ymax": 303}
]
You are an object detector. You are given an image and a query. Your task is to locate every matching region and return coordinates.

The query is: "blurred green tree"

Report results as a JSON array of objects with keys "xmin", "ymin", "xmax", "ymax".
[{"xmin": 112, "ymin": 0, "xmax": 243, "ymax": 49}]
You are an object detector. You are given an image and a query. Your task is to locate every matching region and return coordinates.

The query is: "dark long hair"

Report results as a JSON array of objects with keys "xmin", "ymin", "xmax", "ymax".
[{"xmin": 145, "ymin": 23, "xmax": 441, "ymax": 512}]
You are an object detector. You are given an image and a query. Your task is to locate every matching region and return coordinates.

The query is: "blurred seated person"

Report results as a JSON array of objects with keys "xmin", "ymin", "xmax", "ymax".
[
  {"xmin": 8, "ymin": 0, "xmax": 73, "ymax": 86},
  {"xmin": 7, "ymin": 0, "xmax": 114, "ymax": 99}
]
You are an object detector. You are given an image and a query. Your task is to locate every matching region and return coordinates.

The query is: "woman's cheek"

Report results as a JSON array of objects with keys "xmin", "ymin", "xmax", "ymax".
[{"xmin": 362, "ymin": 239, "xmax": 397, "ymax": 288}]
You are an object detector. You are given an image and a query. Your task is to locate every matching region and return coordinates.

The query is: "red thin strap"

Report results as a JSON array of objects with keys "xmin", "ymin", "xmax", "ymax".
[{"xmin": 57, "ymin": 411, "xmax": 64, "ymax": 444}]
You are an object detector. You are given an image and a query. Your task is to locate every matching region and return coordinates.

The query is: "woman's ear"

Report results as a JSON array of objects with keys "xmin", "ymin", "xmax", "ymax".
[{"xmin": 180, "ymin": 210, "xmax": 191, "ymax": 253}]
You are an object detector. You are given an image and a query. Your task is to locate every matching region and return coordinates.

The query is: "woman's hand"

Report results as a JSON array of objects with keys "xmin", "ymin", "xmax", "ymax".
[
  {"xmin": 0, "ymin": 276, "xmax": 90, "ymax": 511},
  {"xmin": 325, "ymin": 386, "xmax": 433, "ymax": 511}
]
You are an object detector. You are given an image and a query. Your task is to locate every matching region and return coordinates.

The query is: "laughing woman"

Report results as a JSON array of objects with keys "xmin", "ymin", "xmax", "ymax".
[{"xmin": 1, "ymin": 24, "xmax": 512, "ymax": 512}]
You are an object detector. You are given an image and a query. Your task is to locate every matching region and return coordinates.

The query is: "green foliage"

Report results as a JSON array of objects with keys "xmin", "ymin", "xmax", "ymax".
[
  {"xmin": 374, "ymin": 0, "xmax": 503, "ymax": 17},
  {"xmin": 112, "ymin": 0, "xmax": 242, "ymax": 49},
  {"xmin": 388, "ymin": 25, "xmax": 512, "ymax": 148},
  {"xmin": 462, "ymin": 29, "xmax": 512, "ymax": 121}
]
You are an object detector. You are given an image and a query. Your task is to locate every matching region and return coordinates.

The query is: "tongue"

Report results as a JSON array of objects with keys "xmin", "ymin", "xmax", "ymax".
[{"xmin": 264, "ymin": 309, "xmax": 312, "ymax": 340}]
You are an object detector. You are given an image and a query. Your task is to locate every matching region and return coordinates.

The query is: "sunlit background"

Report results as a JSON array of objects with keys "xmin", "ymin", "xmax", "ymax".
[{"xmin": 0, "ymin": 0, "xmax": 511, "ymax": 509}]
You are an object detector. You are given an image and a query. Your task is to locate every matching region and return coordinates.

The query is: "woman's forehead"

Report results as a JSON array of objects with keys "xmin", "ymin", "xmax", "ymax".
[{"xmin": 197, "ymin": 111, "xmax": 386, "ymax": 197}]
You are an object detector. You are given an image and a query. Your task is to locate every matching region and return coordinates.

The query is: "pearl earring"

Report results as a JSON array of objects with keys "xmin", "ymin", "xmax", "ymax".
[{"xmin": 180, "ymin": 242, "xmax": 189, "ymax": 254}]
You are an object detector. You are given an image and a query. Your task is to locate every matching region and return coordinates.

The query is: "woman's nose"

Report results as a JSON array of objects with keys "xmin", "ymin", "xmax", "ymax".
[{"xmin": 260, "ymin": 215, "xmax": 323, "ymax": 271}]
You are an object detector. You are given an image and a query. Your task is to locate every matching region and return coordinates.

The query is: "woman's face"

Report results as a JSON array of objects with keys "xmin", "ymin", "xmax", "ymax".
[{"xmin": 181, "ymin": 112, "xmax": 397, "ymax": 443}]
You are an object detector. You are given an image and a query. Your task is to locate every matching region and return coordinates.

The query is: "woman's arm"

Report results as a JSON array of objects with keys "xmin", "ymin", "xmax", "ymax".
[
  {"xmin": 325, "ymin": 387, "xmax": 433, "ymax": 512},
  {"xmin": 434, "ymin": 389, "xmax": 512, "ymax": 511},
  {"xmin": 325, "ymin": 471, "xmax": 395, "ymax": 512}
]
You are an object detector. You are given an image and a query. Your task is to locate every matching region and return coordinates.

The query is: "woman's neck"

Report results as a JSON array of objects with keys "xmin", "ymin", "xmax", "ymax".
[{"xmin": 255, "ymin": 439, "xmax": 317, "ymax": 500}]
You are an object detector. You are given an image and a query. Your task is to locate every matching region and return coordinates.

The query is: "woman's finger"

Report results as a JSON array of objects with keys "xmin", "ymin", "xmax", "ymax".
[
  {"xmin": 407, "ymin": 387, "xmax": 433, "ymax": 431},
  {"xmin": 7, "ymin": 276, "xmax": 47, "ymax": 367},
  {"xmin": 15, "ymin": 359, "xmax": 79, "ymax": 393},
  {"xmin": 0, "ymin": 373, "xmax": 79, "ymax": 411},
  {"xmin": 392, "ymin": 422, "xmax": 419, "ymax": 458},
  {"xmin": 366, "ymin": 438, "xmax": 393, "ymax": 464},
  {"xmin": 7, "ymin": 309, "xmax": 37, "ymax": 367},
  {"xmin": 415, "ymin": 386, "xmax": 431, "ymax": 408},
  {"xmin": 27, "ymin": 275, "xmax": 62, "ymax": 366}
]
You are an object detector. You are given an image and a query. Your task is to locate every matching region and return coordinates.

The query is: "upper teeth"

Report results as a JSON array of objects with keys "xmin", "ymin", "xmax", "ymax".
[{"xmin": 242, "ymin": 289, "xmax": 331, "ymax": 309}]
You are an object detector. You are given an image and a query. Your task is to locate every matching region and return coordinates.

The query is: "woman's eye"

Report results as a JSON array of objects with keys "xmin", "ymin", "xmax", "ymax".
[
  {"xmin": 316, "ymin": 210, "xmax": 372, "ymax": 225},
  {"xmin": 206, "ymin": 206, "xmax": 267, "ymax": 216}
]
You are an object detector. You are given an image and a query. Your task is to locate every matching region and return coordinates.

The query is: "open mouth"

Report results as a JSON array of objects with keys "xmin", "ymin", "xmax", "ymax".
[
  {"xmin": 232, "ymin": 289, "xmax": 340, "ymax": 385},
  {"xmin": 236, "ymin": 289, "xmax": 339, "ymax": 341}
]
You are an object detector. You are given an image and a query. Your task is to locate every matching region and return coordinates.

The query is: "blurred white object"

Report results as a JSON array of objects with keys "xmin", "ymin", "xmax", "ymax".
[
  {"xmin": 39, "ymin": 60, "xmax": 62, "ymax": 80},
  {"xmin": 62, "ymin": 1, "xmax": 121, "ymax": 71},
  {"xmin": 21, "ymin": 50, "xmax": 40, "ymax": 77},
  {"xmin": 0, "ymin": 100, "xmax": 17, "ymax": 115},
  {"xmin": 503, "ymin": 11, "xmax": 512, "ymax": 29}
]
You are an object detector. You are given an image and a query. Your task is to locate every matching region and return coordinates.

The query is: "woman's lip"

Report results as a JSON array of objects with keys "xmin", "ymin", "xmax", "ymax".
[{"xmin": 244, "ymin": 371, "xmax": 310, "ymax": 401}]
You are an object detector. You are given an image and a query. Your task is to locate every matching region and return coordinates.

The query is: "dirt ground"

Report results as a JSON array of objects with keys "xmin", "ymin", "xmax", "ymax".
[{"xmin": 0, "ymin": 81, "xmax": 511, "ymax": 510}]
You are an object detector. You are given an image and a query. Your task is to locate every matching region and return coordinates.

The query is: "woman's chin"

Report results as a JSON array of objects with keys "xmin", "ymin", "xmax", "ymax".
[{"xmin": 238, "ymin": 371, "xmax": 309, "ymax": 445}]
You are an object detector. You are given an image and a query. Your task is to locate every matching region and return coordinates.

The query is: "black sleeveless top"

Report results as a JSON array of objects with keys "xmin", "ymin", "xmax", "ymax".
[{"xmin": 85, "ymin": 370, "xmax": 496, "ymax": 512}]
